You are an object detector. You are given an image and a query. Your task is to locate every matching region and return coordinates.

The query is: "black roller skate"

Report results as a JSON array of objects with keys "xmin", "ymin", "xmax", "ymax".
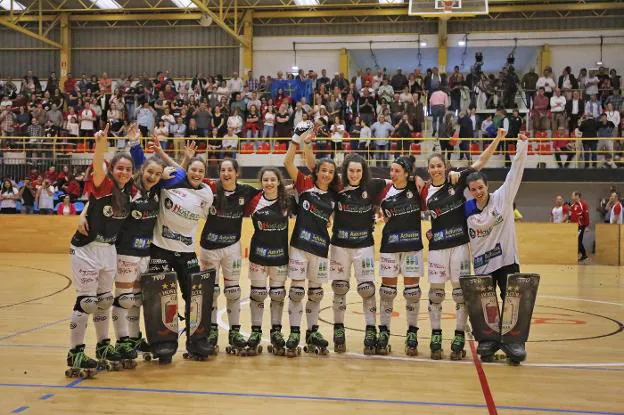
[
  {"xmin": 225, "ymin": 326, "xmax": 248, "ymax": 356},
  {"xmin": 206, "ymin": 324, "xmax": 219, "ymax": 356},
  {"xmin": 267, "ymin": 326, "xmax": 286, "ymax": 356},
  {"xmin": 333, "ymin": 323, "xmax": 346, "ymax": 353},
  {"xmin": 115, "ymin": 337, "xmax": 138, "ymax": 369},
  {"xmin": 477, "ymin": 341, "xmax": 501, "ymax": 363},
  {"xmin": 450, "ymin": 330, "xmax": 467, "ymax": 361},
  {"xmin": 405, "ymin": 326, "xmax": 418, "ymax": 356},
  {"xmin": 96, "ymin": 339, "xmax": 123, "ymax": 371},
  {"xmin": 430, "ymin": 329, "xmax": 443, "ymax": 360},
  {"xmin": 65, "ymin": 344, "xmax": 98, "ymax": 379},
  {"xmin": 501, "ymin": 342, "xmax": 526, "ymax": 366},
  {"xmin": 285, "ymin": 328, "xmax": 302, "ymax": 358},
  {"xmin": 304, "ymin": 325, "xmax": 329, "ymax": 355},
  {"xmin": 376, "ymin": 325, "xmax": 391, "ymax": 355},
  {"xmin": 151, "ymin": 342, "xmax": 176, "ymax": 364},
  {"xmin": 245, "ymin": 326, "xmax": 263, "ymax": 356},
  {"xmin": 363, "ymin": 325, "xmax": 377, "ymax": 355},
  {"xmin": 131, "ymin": 334, "xmax": 153, "ymax": 361},
  {"xmin": 183, "ymin": 336, "xmax": 215, "ymax": 361}
]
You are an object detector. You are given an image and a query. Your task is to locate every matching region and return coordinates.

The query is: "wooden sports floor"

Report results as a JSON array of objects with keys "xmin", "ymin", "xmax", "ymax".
[{"xmin": 0, "ymin": 253, "xmax": 622, "ymax": 415}]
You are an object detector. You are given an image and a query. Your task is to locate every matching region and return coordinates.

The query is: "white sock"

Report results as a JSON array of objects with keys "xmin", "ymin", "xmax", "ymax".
[{"xmin": 70, "ymin": 311, "xmax": 89, "ymax": 348}]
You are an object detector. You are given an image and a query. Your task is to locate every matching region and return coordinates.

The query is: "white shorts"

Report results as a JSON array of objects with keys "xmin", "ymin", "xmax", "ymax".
[
  {"xmin": 330, "ymin": 245, "xmax": 375, "ymax": 283},
  {"xmin": 428, "ymin": 243, "xmax": 472, "ymax": 284},
  {"xmin": 249, "ymin": 262, "xmax": 288, "ymax": 285},
  {"xmin": 199, "ymin": 241, "xmax": 242, "ymax": 282},
  {"xmin": 379, "ymin": 251, "xmax": 424, "ymax": 279},
  {"xmin": 116, "ymin": 255, "xmax": 150, "ymax": 285},
  {"xmin": 288, "ymin": 246, "xmax": 329, "ymax": 283},
  {"xmin": 70, "ymin": 243, "xmax": 117, "ymax": 296}
]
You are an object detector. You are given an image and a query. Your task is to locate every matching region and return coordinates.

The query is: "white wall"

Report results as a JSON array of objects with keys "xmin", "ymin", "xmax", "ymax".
[{"xmin": 550, "ymin": 45, "xmax": 624, "ymax": 74}]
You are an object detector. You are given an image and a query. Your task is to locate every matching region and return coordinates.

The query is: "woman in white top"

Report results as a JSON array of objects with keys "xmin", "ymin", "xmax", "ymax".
[
  {"xmin": 80, "ymin": 103, "xmax": 96, "ymax": 137},
  {"xmin": 65, "ymin": 107, "xmax": 80, "ymax": 137},
  {"xmin": 605, "ymin": 103, "xmax": 621, "ymax": 137},
  {"xmin": 153, "ymin": 120, "xmax": 170, "ymax": 150},
  {"xmin": 36, "ymin": 179, "xmax": 55, "ymax": 214},
  {"xmin": 263, "ymin": 106, "xmax": 275, "ymax": 139},
  {"xmin": 0, "ymin": 179, "xmax": 19, "ymax": 213},
  {"xmin": 227, "ymin": 108, "xmax": 243, "ymax": 136}
]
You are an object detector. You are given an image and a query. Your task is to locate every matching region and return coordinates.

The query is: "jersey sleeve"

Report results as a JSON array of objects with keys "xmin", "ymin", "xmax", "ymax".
[
  {"xmin": 200, "ymin": 185, "xmax": 214, "ymax": 218},
  {"xmin": 129, "ymin": 142, "xmax": 146, "ymax": 169},
  {"xmin": 582, "ymin": 201, "xmax": 590, "ymax": 226},
  {"xmin": 457, "ymin": 168, "xmax": 476, "ymax": 190},
  {"xmin": 494, "ymin": 138, "xmax": 528, "ymax": 206},
  {"xmin": 160, "ymin": 167, "xmax": 187, "ymax": 189},
  {"xmin": 242, "ymin": 183, "xmax": 261, "ymax": 204},
  {"xmin": 563, "ymin": 204, "xmax": 570, "ymax": 220},
  {"xmin": 244, "ymin": 190, "xmax": 263, "ymax": 217},
  {"xmin": 91, "ymin": 176, "xmax": 113, "ymax": 198},
  {"xmin": 369, "ymin": 178, "xmax": 387, "ymax": 202},
  {"xmin": 294, "ymin": 171, "xmax": 313, "ymax": 194}
]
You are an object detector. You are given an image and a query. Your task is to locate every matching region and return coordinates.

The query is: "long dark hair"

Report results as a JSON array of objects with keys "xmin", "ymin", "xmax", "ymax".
[
  {"xmin": 311, "ymin": 158, "xmax": 340, "ymax": 192},
  {"xmin": 1, "ymin": 179, "xmax": 14, "ymax": 194},
  {"xmin": 216, "ymin": 158, "xmax": 239, "ymax": 213},
  {"xmin": 341, "ymin": 153, "xmax": 370, "ymax": 188},
  {"xmin": 186, "ymin": 156, "xmax": 207, "ymax": 188},
  {"xmin": 426, "ymin": 152, "xmax": 452, "ymax": 177},
  {"xmin": 107, "ymin": 152, "xmax": 134, "ymax": 216},
  {"xmin": 258, "ymin": 167, "xmax": 288, "ymax": 213},
  {"xmin": 133, "ymin": 157, "xmax": 166, "ymax": 195}
]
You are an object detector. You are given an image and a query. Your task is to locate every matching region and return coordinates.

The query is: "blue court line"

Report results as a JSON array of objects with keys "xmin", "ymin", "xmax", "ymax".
[
  {"xmin": 39, "ymin": 394, "xmax": 54, "ymax": 400},
  {"xmin": 11, "ymin": 406, "xmax": 28, "ymax": 414},
  {"xmin": 0, "ymin": 382, "xmax": 622, "ymax": 415},
  {"xmin": 0, "ymin": 319, "xmax": 69, "ymax": 341},
  {"xmin": 65, "ymin": 379, "xmax": 83, "ymax": 388}
]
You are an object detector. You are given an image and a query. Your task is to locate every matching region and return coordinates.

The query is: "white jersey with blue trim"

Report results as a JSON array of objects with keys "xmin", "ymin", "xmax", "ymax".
[{"xmin": 465, "ymin": 139, "xmax": 528, "ymax": 275}]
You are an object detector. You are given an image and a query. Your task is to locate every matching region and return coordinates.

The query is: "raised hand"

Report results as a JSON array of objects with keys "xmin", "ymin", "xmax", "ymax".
[
  {"xmin": 94, "ymin": 123, "xmax": 110, "ymax": 146},
  {"xmin": 518, "ymin": 132, "xmax": 528, "ymax": 141},
  {"xmin": 184, "ymin": 140, "xmax": 197, "ymax": 159}
]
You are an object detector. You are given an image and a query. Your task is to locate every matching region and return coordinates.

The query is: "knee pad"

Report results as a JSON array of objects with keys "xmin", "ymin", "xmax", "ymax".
[
  {"xmin": 404, "ymin": 286, "xmax": 422, "ymax": 304},
  {"xmin": 132, "ymin": 291, "xmax": 142, "ymax": 308},
  {"xmin": 307, "ymin": 287, "xmax": 324, "ymax": 303},
  {"xmin": 113, "ymin": 293, "xmax": 134, "ymax": 309},
  {"xmin": 379, "ymin": 285, "xmax": 398, "ymax": 301},
  {"xmin": 452, "ymin": 287, "xmax": 464, "ymax": 305},
  {"xmin": 428, "ymin": 288, "xmax": 446, "ymax": 305},
  {"xmin": 74, "ymin": 295, "xmax": 98, "ymax": 314},
  {"xmin": 289, "ymin": 286, "xmax": 305, "ymax": 303},
  {"xmin": 250, "ymin": 286, "xmax": 268, "ymax": 303},
  {"xmin": 223, "ymin": 285, "xmax": 241, "ymax": 301},
  {"xmin": 331, "ymin": 280, "xmax": 350, "ymax": 296},
  {"xmin": 357, "ymin": 281, "xmax": 375, "ymax": 299},
  {"xmin": 269, "ymin": 286, "xmax": 286, "ymax": 302},
  {"xmin": 96, "ymin": 292, "xmax": 114, "ymax": 311}
]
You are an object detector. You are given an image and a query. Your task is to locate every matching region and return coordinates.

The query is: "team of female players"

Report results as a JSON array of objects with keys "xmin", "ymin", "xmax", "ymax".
[{"xmin": 65, "ymin": 119, "xmax": 516, "ymax": 376}]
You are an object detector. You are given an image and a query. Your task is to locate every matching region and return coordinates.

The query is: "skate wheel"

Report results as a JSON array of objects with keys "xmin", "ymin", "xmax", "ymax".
[
  {"xmin": 297, "ymin": 347, "xmax": 301, "ymax": 355},
  {"xmin": 267, "ymin": 345, "xmax": 273, "ymax": 353},
  {"xmin": 508, "ymin": 359, "xmax": 521, "ymax": 366},
  {"xmin": 303, "ymin": 346, "xmax": 309, "ymax": 353},
  {"xmin": 314, "ymin": 348, "xmax": 319, "ymax": 355},
  {"xmin": 183, "ymin": 353, "xmax": 189, "ymax": 360},
  {"xmin": 79, "ymin": 370, "xmax": 90, "ymax": 379},
  {"xmin": 65, "ymin": 369, "xmax": 72, "ymax": 378},
  {"xmin": 226, "ymin": 346, "xmax": 232, "ymax": 354},
  {"xmin": 239, "ymin": 349, "xmax": 246, "ymax": 357},
  {"xmin": 321, "ymin": 348, "xmax": 329, "ymax": 356},
  {"xmin": 123, "ymin": 360, "xmax": 137, "ymax": 369},
  {"xmin": 279, "ymin": 349, "xmax": 285, "ymax": 356},
  {"xmin": 257, "ymin": 346, "xmax": 263, "ymax": 354},
  {"xmin": 143, "ymin": 353, "xmax": 152, "ymax": 362}
]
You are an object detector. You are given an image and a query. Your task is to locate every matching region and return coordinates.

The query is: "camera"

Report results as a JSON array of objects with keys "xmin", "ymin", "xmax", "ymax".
[{"xmin": 475, "ymin": 52, "xmax": 483, "ymax": 63}]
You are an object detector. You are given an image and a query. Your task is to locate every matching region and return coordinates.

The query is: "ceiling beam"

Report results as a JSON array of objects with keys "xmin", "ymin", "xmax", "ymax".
[
  {"xmin": 188, "ymin": 0, "xmax": 249, "ymax": 47},
  {"xmin": 0, "ymin": 16, "xmax": 62, "ymax": 47}
]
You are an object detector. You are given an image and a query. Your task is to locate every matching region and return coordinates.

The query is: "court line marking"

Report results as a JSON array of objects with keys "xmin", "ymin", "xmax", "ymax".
[
  {"xmin": 0, "ymin": 318, "xmax": 69, "ymax": 342},
  {"xmin": 10, "ymin": 406, "xmax": 29, "ymax": 414},
  {"xmin": 39, "ymin": 394, "xmax": 54, "ymax": 400},
  {"xmin": 0, "ymin": 265, "xmax": 72, "ymax": 309},
  {"xmin": 468, "ymin": 338, "xmax": 498, "ymax": 415},
  {"xmin": 541, "ymin": 296, "xmax": 623, "ymax": 307},
  {"xmin": 0, "ymin": 382, "xmax": 623, "ymax": 415}
]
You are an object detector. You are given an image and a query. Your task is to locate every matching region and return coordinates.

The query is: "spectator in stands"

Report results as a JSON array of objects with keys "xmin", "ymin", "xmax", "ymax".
[
  {"xmin": 570, "ymin": 191, "xmax": 590, "ymax": 262},
  {"xmin": 605, "ymin": 88, "xmax": 623, "ymax": 112},
  {"xmin": 79, "ymin": 101, "xmax": 96, "ymax": 137},
  {"xmin": 604, "ymin": 102, "xmax": 621, "ymax": 136},
  {"xmin": 596, "ymin": 113, "xmax": 616, "ymax": 168},
  {"xmin": 135, "ymin": 101, "xmax": 156, "ymax": 137},
  {"xmin": 597, "ymin": 185, "xmax": 617, "ymax": 223},
  {"xmin": 553, "ymin": 131, "xmax": 575, "ymax": 168},
  {"xmin": 578, "ymin": 113, "xmax": 600, "ymax": 168},
  {"xmin": 585, "ymin": 71, "xmax": 599, "ymax": 100},
  {"xmin": 35, "ymin": 178, "xmax": 54, "ymax": 214},
  {"xmin": 558, "ymin": 66, "xmax": 578, "ymax": 93},
  {"xmin": 531, "ymin": 87, "xmax": 550, "ymax": 135},
  {"xmin": 18, "ymin": 178, "xmax": 36, "ymax": 214},
  {"xmin": 394, "ymin": 113, "xmax": 415, "ymax": 157},
  {"xmin": 522, "ymin": 67, "xmax": 538, "ymax": 108},
  {"xmin": 550, "ymin": 88, "xmax": 567, "ymax": 132},
  {"xmin": 46, "ymin": 103, "xmax": 64, "ymax": 129},
  {"xmin": 226, "ymin": 71, "xmax": 243, "ymax": 99},
  {"xmin": 57, "ymin": 195, "xmax": 77, "ymax": 216},
  {"xmin": 227, "ymin": 107, "xmax": 243, "ymax": 137},
  {"xmin": 371, "ymin": 113, "xmax": 394, "ymax": 166},
  {"xmin": 0, "ymin": 179, "xmax": 19, "ymax": 214},
  {"xmin": 437, "ymin": 112, "xmax": 455, "ymax": 161},
  {"xmin": 44, "ymin": 165, "xmax": 58, "ymax": 184},
  {"xmin": 550, "ymin": 195, "xmax": 570, "ymax": 223},
  {"xmin": 222, "ymin": 126, "xmax": 238, "ymax": 159},
  {"xmin": 246, "ymin": 104, "xmax": 261, "ymax": 141},
  {"xmin": 170, "ymin": 116, "xmax": 187, "ymax": 159},
  {"xmin": 566, "ymin": 90, "xmax": 584, "ymax": 135},
  {"xmin": 0, "ymin": 105, "xmax": 16, "ymax": 139},
  {"xmin": 584, "ymin": 94, "xmax": 602, "ymax": 119},
  {"xmin": 536, "ymin": 68, "xmax": 556, "ymax": 98},
  {"xmin": 358, "ymin": 88, "xmax": 376, "ymax": 127},
  {"xmin": 23, "ymin": 70, "xmax": 41, "ymax": 95},
  {"xmin": 503, "ymin": 108, "xmax": 523, "ymax": 167},
  {"xmin": 27, "ymin": 117, "xmax": 44, "ymax": 139},
  {"xmin": 390, "ymin": 68, "xmax": 408, "ymax": 92},
  {"xmin": 64, "ymin": 73, "xmax": 76, "ymax": 95},
  {"xmin": 609, "ymin": 192, "xmax": 622, "ymax": 224},
  {"xmin": 430, "ymin": 86, "xmax": 449, "ymax": 137},
  {"xmin": 457, "ymin": 106, "xmax": 475, "ymax": 162}
]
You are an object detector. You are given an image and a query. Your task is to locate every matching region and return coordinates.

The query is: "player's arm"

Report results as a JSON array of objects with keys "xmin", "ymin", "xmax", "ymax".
[
  {"xmin": 283, "ymin": 141, "xmax": 299, "ymax": 181},
  {"xmin": 471, "ymin": 128, "xmax": 505, "ymax": 171},
  {"xmin": 92, "ymin": 124, "xmax": 110, "ymax": 188}
]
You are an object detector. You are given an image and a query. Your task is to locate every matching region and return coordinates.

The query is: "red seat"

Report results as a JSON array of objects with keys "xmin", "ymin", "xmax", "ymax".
[
  {"xmin": 257, "ymin": 143, "xmax": 270, "ymax": 154},
  {"xmin": 240, "ymin": 143, "xmax": 254, "ymax": 154},
  {"xmin": 197, "ymin": 141, "xmax": 207, "ymax": 151},
  {"xmin": 553, "ymin": 130, "xmax": 568, "ymax": 139},
  {"xmin": 536, "ymin": 131, "xmax": 548, "ymax": 139},
  {"xmin": 538, "ymin": 142, "xmax": 553, "ymax": 155},
  {"xmin": 507, "ymin": 144, "xmax": 516, "ymax": 155},
  {"xmin": 470, "ymin": 143, "xmax": 481, "ymax": 155},
  {"xmin": 410, "ymin": 143, "xmax": 421, "ymax": 155},
  {"xmin": 273, "ymin": 142, "xmax": 287, "ymax": 154},
  {"xmin": 390, "ymin": 142, "xmax": 399, "ymax": 152},
  {"xmin": 342, "ymin": 142, "xmax": 352, "ymax": 152},
  {"xmin": 76, "ymin": 142, "xmax": 89, "ymax": 153},
  {"xmin": 412, "ymin": 132, "xmax": 423, "ymax": 139}
]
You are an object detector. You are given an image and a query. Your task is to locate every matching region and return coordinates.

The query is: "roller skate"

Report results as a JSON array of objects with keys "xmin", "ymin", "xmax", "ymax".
[
  {"xmin": 285, "ymin": 328, "xmax": 302, "ymax": 358},
  {"xmin": 183, "ymin": 336, "xmax": 215, "ymax": 361},
  {"xmin": 225, "ymin": 326, "xmax": 248, "ymax": 356},
  {"xmin": 405, "ymin": 326, "xmax": 418, "ymax": 356},
  {"xmin": 333, "ymin": 323, "xmax": 346, "ymax": 353},
  {"xmin": 95, "ymin": 339, "xmax": 123, "ymax": 371},
  {"xmin": 130, "ymin": 333, "xmax": 153, "ymax": 361},
  {"xmin": 477, "ymin": 340, "xmax": 500, "ymax": 363},
  {"xmin": 65, "ymin": 344, "xmax": 97, "ymax": 379},
  {"xmin": 245, "ymin": 326, "xmax": 263, "ymax": 356},
  {"xmin": 206, "ymin": 324, "xmax": 219, "ymax": 356},
  {"xmin": 304, "ymin": 325, "xmax": 329, "ymax": 355},
  {"xmin": 363, "ymin": 325, "xmax": 377, "ymax": 355},
  {"xmin": 376, "ymin": 325, "xmax": 391, "ymax": 355},
  {"xmin": 115, "ymin": 337, "xmax": 138, "ymax": 369},
  {"xmin": 501, "ymin": 342, "xmax": 526, "ymax": 366},
  {"xmin": 267, "ymin": 326, "xmax": 286, "ymax": 356},
  {"xmin": 450, "ymin": 330, "xmax": 466, "ymax": 361},
  {"xmin": 430, "ymin": 329, "xmax": 443, "ymax": 360}
]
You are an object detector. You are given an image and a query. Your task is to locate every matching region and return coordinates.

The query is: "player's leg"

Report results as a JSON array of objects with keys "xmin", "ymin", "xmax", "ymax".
[
  {"xmin": 128, "ymin": 257, "xmax": 150, "ymax": 354},
  {"xmin": 330, "ymin": 245, "xmax": 351, "ymax": 353},
  {"xmin": 353, "ymin": 246, "xmax": 376, "ymax": 355},
  {"xmin": 427, "ymin": 248, "xmax": 448, "ymax": 360},
  {"xmin": 268, "ymin": 265, "xmax": 288, "ymax": 355},
  {"xmin": 285, "ymin": 247, "xmax": 307, "ymax": 357},
  {"xmin": 199, "ymin": 246, "xmax": 222, "ymax": 344},
  {"xmin": 94, "ymin": 245, "xmax": 121, "ymax": 368},
  {"xmin": 400, "ymin": 250, "xmax": 424, "ymax": 356},
  {"xmin": 184, "ymin": 269, "xmax": 217, "ymax": 360},
  {"xmin": 449, "ymin": 244, "xmax": 472, "ymax": 360},
  {"xmin": 377, "ymin": 252, "xmax": 400, "ymax": 355},
  {"xmin": 247, "ymin": 262, "xmax": 269, "ymax": 355},
  {"xmin": 112, "ymin": 255, "xmax": 140, "ymax": 364},
  {"xmin": 304, "ymin": 253, "xmax": 329, "ymax": 355}
]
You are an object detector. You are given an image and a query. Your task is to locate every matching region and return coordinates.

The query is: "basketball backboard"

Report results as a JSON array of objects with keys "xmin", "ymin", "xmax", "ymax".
[{"xmin": 408, "ymin": 0, "xmax": 489, "ymax": 17}]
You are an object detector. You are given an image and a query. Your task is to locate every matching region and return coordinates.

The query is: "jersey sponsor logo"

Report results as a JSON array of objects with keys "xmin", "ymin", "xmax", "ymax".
[
  {"xmin": 335, "ymin": 229, "xmax": 368, "ymax": 242},
  {"xmin": 473, "ymin": 243, "xmax": 503, "ymax": 269},
  {"xmin": 162, "ymin": 225, "xmax": 193, "ymax": 246},
  {"xmin": 387, "ymin": 231, "xmax": 421, "ymax": 244},
  {"xmin": 428, "ymin": 199, "xmax": 464, "ymax": 219},
  {"xmin": 165, "ymin": 197, "xmax": 201, "ymax": 221},
  {"xmin": 132, "ymin": 237, "xmax": 151, "ymax": 250},
  {"xmin": 132, "ymin": 210, "xmax": 143, "ymax": 219},
  {"xmin": 469, "ymin": 211, "xmax": 504, "ymax": 239},
  {"xmin": 448, "ymin": 188, "xmax": 455, "ymax": 196},
  {"xmin": 299, "ymin": 230, "xmax": 327, "ymax": 247},
  {"xmin": 256, "ymin": 220, "xmax": 288, "ymax": 232},
  {"xmin": 406, "ymin": 190, "xmax": 413, "ymax": 199},
  {"xmin": 383, "ymin": 204, "xmax": 420, "ymax": 218},
  {"xmin": 330, "ymin": 260, "xmax": 345, "ymax": 275},
  {"xmin": 432, "ymin": 226, "xmax": 464, "ymax": 242},
  {"xmin": 204, "ymin": 232, "xmax": 237, "ymax": 244},
  {"xmin": 239, "ymin": 197, "xmax": 245, "ymax": 205},
  {"xmin": 95, "ymin": 234, "xmax": 117, "ymax": 244},
  {"xmin": 103, "ymin": 205, "xmax": 113, "ymax": 217}
]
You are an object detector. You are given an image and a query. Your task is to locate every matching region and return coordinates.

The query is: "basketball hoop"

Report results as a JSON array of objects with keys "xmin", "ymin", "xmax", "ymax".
[{"xmin": 443, "ymin": 0, "xmax": 454, "ymax": 13}]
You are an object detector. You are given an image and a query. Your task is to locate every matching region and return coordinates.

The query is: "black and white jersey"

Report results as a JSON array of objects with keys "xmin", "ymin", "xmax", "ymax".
[
  {"xmin": 290, "ymin": 172, "xmax": 336, "ymax": 258},
  {"xmin": 379, "ymin": 179, "xmax": 423, "ymax": 253},
  {"xmin": 424, "ymin": 168, "xmax": 474, "ymax": 251},
  {"xmin": 199, "ymin": 182, "xmax": 260, "ymax": 250},
  {"xmin": 331, "ymin": 178, "xmax": 386, "ymax": 249},
  {"xmin": 71, "ymin": 177, "xmax": 130, "ymax": 247},
  {"xmin": 153, "ymin": 181, "xmax": 213, "ymax": 253},
  {"xmin": 115, "ymin": 186, "xmax": 160, "ymax": 257},
  {"xmin": 246, "ymin": 192, "xmax": 289, "ymax": 266}
]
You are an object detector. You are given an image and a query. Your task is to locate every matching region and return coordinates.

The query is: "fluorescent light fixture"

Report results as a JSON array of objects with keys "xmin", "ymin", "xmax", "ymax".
[
  {"xmin": 88, "ymin": 0, "xmax": 122, "ymax": 9},
  {"xmin": 0, "ymin": 0, "xmax": 26, "ymax": 10},
  {"xmin": 596, "ymin": 61, "xmax": 603, "ymax": 66},
  {"xmin": 171, "ymin": 0, "xmax": 198, "ymax": 8},
  {"xmin": 291, "ymin": 66, "xmax": 299, "ymax": 71},
  {"xmin": 293, "ymin": 0, "xmax": 318, "ymax": 5},
  {"xmin": 379, "ymin": 0, "xmax": 405, "ymax": 3},
  {"xmin": 458, "ymin": 40, "xmax": 466, "ymax": 46},
  {"xmin": 420, "ymin": 41, "xmax": 427, "ymax": 47}
]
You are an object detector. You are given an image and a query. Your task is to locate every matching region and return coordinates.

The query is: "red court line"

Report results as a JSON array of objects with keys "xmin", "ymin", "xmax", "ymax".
[{"xmin": 468, "ymin": 339, "xmax": 498, "ymax": 415}]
